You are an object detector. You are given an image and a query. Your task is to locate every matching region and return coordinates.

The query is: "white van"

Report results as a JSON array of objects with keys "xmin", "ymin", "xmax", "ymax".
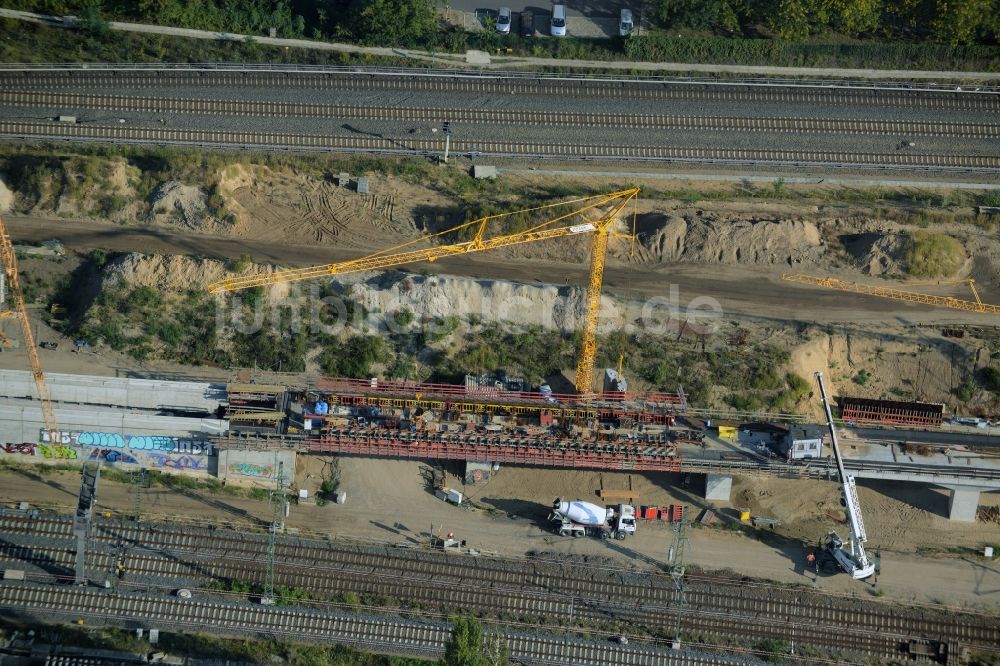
[
  {"xmin": 619, "ymin": 8, "xmax": 634, "ymax": 37},
  {"xmin": 550, "ymin": 4, "xmax": 567, "ymax": 36}
]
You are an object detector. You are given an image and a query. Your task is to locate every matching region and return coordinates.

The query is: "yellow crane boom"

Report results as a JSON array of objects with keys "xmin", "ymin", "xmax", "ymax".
[
  {"xmin": 0, "ymin": 215, "xmax": 58, "ymax": 439},
  {"xmin": 781, "ymin": 273, "xmax": 999, "ymax": 314},
  {"xmin": 208, "ymin": 188, "xmax": 641, "ymax": 394}
]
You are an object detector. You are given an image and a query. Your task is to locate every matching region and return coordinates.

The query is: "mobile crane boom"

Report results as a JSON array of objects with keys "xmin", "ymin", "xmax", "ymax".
[{"xmin": 815, "ymin": 371, "xmax": 875, "ymax": 580}]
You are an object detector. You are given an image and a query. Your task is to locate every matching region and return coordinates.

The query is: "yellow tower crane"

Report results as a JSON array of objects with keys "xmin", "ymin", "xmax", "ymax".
[
  {"xmin": 781, "ymin": 273, "xmax": 1000, "ymax": 314},
  {"xmin": 207, "ymin": 188, "xmax": 641, "ymax": 394},
  {"xmin": 0, "ymin": 214, "xmax": 59, "ymax": 440}
]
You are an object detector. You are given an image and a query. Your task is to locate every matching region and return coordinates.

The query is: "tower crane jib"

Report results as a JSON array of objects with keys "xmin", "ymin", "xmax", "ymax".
[{"xmin": 207, "ymin": 188, "xmax": 641, "ymax": 395}]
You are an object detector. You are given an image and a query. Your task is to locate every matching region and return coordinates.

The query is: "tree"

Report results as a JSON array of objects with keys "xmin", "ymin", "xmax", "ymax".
[
  {"xmin": 767, "ymin": 0, "xmax": 813, "ymax": 39},
  {"xmin": 351, "ymin": 0, "xmax": 437, "ymax": 46},
  {"xmin": 655, "ymin": 0, "xmax": 742, "ymax": 32},
  {"xmin": 930, "ymin": 0, "xmax": 996, "ymax": 44},
  {"xmin": 981, "ymin": 367, "xmax": 1000, "ymax": 392},
  {"xmin": 482, "ymin": 631, "xmax": 511, "ymax": 666},
  {"xmin": 442, "ymin": 616, "xmax": 508, "ymax": 666},
  {"xmin": 77, "ymin": 1, "xmax": 111, "ymax": 36},
  {"xmin": 828, "ymin": 0, "xmax": 882, "ymax": 35},
  {"xmin": 443, "ymin": 616, "xmax": 488, "ymax": 666}
]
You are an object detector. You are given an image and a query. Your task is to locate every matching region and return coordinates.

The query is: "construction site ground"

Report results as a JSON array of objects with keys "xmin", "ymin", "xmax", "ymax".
[{"xmin": 1, "ymin": 457, "xmax": 997, "ymax": 612}]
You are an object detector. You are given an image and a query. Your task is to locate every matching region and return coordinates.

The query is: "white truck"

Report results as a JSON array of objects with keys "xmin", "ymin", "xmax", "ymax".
[{"xmin": 549, "ymin": 498, "xmax": 636, "ymax": 540}]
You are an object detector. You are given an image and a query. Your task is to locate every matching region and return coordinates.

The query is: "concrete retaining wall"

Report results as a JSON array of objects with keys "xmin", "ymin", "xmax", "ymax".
[
  {"xmin": 218, "ymin": 448, "xmax": 296, "ymax": 486},
  {"xmin": 0, "ymin": 442, "xmax": 214, "ymax": 476}
]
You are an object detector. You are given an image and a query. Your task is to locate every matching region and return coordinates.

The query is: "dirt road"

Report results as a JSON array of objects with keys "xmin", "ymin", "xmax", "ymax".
[{"xmin": 7, "ymin": 215, "xmax": 990, "ymax": 326}]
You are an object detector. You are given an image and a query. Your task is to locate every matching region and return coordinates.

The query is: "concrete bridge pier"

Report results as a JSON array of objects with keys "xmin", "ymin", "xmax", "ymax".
[
  {"xmin": 944, "ymin": 486, "xmax": 984, "ymax": 522},
  {"xmin": 705, "ymin": 474, "xmax": 733, "ymax": 502}
]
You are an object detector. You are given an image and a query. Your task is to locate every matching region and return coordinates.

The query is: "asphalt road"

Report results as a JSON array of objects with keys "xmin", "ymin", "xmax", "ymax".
[{"xmin": 8, "ymin": 215, "xmax": 996, "ymax": 327}]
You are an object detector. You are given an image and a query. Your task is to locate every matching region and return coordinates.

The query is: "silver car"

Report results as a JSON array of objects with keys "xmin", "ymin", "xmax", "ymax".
[{"xmin": 496, "ymin": 7, "xmax": 512, "ymax": 33}]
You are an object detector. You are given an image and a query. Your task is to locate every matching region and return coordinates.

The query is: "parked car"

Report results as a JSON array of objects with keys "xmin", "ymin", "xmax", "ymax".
[
  {"xmin": 550, "ymin": 4, "xmax": 567, "ymax": 36},
  {"xmin": 520, "ymin": 10, "xmax": 535, "ymax": 37},
  {"xmin": 496, "ymin": 7, "xmax": 511, "ymax": 33},
  {"xmin": 619, "ymin": 8, "xmax": 634, "ymax": 36}
]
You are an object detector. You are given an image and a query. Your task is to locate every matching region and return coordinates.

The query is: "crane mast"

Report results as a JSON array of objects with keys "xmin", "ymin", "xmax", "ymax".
[
  {"xmin": 814, "ymin": 371, "xmax": 875, "ymax": 580},
  {"xmin": 0, "ymin": 215, "xmax": 58, "ymax": 441}
]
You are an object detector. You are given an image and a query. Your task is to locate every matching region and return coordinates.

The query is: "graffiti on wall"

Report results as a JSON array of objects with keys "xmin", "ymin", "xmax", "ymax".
[
  {"xmin": 40, "ymin": 430, "xmax": 210, "ymax": 455},
  {"xmin": 38, "ymin": 444, "xmax": 78, "ymax": 460},
  {"xmin": 148, "ymin": 453, "xmax": 208, "ymax": 471},
  {"xmin": 88, "ymin": 448, "xmax": 139, "ymax": 464},
  {"xmin": 4, "ymin": 443, "xmax": 82, "ymax": 460},
  {"xmin": 3, "ymin": 443, "xmax": 37, "ymax": 456},
  {"xmin": 227, "ymin": 463, "xmax": 273, "ymax": 478}
]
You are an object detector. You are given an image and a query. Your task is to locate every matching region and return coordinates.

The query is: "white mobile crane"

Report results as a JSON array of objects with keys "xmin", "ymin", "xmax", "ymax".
[{"xmin": 815, "ymin": 371, "xmax": 876, "ymax": 580}]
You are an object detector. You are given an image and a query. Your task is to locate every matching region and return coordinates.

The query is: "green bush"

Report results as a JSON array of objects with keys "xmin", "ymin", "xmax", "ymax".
[
  {"xmin": 980, "ymin": 367, "xmax": 1000, "ymax": 392},
  {"xmin": 393, "ymin": 308, "xmax": 414, "ymax": 328},
  {"xmin": 853, "ymin": 369, "xmax": 871, "ymax": 386},
  {"xmin": 956, "ymin": 376, "xmax": 975, "ymax": 402},
  {"xmin": 623, "ymin": 33, "xmax": 1000, "ymax": 71},
  {"xmin": 904, "ymin": 232, "xmax": 967, "ymax": 278},
  {"xmin": 230, "ymin": 254, "xmax": 253, "ymax": 273}
]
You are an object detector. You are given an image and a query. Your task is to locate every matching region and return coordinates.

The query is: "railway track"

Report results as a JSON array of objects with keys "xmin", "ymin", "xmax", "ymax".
[
  {"xmin": 3, "ymin": 90, "xmax": 996, "ymax": 138},
  {"xmin": 1, "ymin": 120, "xmax": 996, "ymax": 172},
  {"xmin": 0, "ymin": 68, "xmax": 997, "ymax": 113},
  {"xmin": 0, "ymin": 582, "xmax": 736, "ymax": 666},
  {"xmin": 1, "ymin": 512, "xmax": 996, "ymax": 662}
]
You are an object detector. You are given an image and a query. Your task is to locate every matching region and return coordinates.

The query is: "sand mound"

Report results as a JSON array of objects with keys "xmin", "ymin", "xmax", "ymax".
[
  {"xmin": 103, "ymin": 253, "xmax": 229, "ymax": 291},
  {"xmin": 635, "ymin": 212, "xmax": 823, "ymax": 266},
  {"xmin": 841, "ymin": 232, "xmax": 908, "ymax": 275},
  {"xmin": 102, "ymin": 253, "xmax": 287, "ymax": 302},
  {"xmin": 0, "ymin": 174, "xmax": 12, "ymax": 213},
  {"xmin": 335, "ymin": 272, "xmax": 627, "ymax": 332},
  {"xmin": 149, "ymin": 181, "xmax": 210, "ymax": 229}
]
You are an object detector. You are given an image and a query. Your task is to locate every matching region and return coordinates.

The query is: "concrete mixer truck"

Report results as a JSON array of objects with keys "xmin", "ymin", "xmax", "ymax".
[{"xmin": 549, "ymin": 498, "xmax": 636, "ymax": 540}]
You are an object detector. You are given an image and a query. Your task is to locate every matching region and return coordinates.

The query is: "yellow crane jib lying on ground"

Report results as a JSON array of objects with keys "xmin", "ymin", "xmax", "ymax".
[
  {"xmin": 780, "ymin": 273, "xmax": 1000, "ymax": 315},
  {"xmin": 207, "ymin": 187, "xmax": 641, "ymax": 395},
  {"xmin": 0, "ymin": 214, "xmax": 59, "ymax": 439}
]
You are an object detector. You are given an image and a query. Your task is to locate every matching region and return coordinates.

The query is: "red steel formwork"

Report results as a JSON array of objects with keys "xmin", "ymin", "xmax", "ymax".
[
  {"xmin": 303, "ymin": 431, "xmax": 682, "ymax": 472},
  {"xmin": 315, "ymin": 377, "xmax": 686, "ymax": 411},
  {"xmin": 838, "ymin": 396, "xmax": 944, "ymax": 427}
]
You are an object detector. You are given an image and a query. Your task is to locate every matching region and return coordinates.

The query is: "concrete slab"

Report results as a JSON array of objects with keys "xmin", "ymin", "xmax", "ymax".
[
  {"xmin": 0, "ymin": 370, "xmax": 226, "ymax": 413},
  {"xmin": 465, "ymin": 50, "xmax": 491, "ymax": 65},
  {"xmin": 705, "ymin": 473, "xmax": 732, "ymax": 502},
  {"xmin": 465, "ymin": 460, "xmax": 494, "ymax": 484}
]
